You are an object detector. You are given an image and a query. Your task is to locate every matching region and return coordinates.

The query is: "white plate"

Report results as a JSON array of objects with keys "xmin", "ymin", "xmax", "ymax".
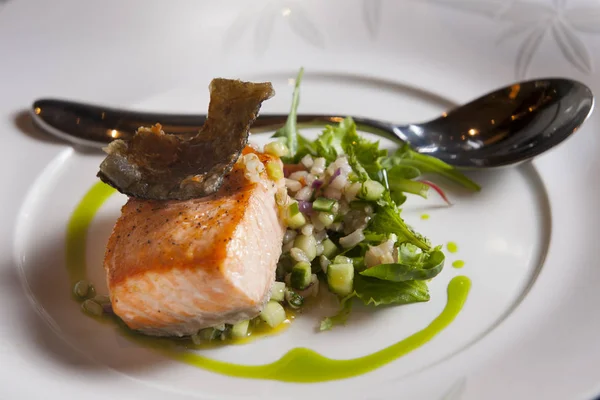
[{"xmin": 2, "ymin": 1, "xmax": 600, "ymax": 399}]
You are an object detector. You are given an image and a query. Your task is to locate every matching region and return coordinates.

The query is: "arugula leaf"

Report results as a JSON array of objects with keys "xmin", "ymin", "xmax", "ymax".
[
  {"xmin": 362, "ymin": 232, "xmax": 388, "ymax": 243},
  {"xmin": 353, "ymin": 275, "xmax": 430, "ymax": 306},
  {"xmin": 272, "ymin": 67, "xmax": 304, "ymax": 159},
  {"xmin": 360, "ymin": 246, "xmax": 445, "ymax": 282},
  {"xmin": 390, "ymin": 191, "xmax": 407, "ymax": 206},
  {"xmin": 368, "ymin": 194, "xmax": 431, "ymax": 250},
  {"xmin": 319, "ymin": 294, "xmax": 354, "ymax": 331},
  {"xmin": 384, "ymin": 144, "xmax": 481, "ymax": 191},
  {"xmin": 348, "ymin": 140, "xmax": 386, "ymax": 180},
  {"xmin": 340, "ymin": 118, "xmax": 387, "ymax": 181},
  {"xmin": 314, "ymin": 118, "xmax": 353, "ymax": 161}
]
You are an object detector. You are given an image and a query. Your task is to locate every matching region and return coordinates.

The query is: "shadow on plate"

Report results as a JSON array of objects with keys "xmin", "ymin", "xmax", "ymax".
[
  {"xmin": 13, "ymin": 110, "xmax": 64, "ymax": 145},
  {"xmin": 12, "ymin": 213, "xmax": 169, "ymax": 373},
  {"xmin": 13, "ymin": 110, "xmax": 103, "ymax": 155}
]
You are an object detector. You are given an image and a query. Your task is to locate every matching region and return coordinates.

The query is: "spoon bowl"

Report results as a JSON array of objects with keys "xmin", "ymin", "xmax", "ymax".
[{"xmin": 31, "ymin": 78, "xmax": 594, "ymax": 169}]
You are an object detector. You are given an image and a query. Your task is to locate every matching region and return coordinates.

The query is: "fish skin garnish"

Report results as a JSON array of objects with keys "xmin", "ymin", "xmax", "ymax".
[{"xmin": 97, "ymin": 79, "xmax": 275, "ymax": 200}]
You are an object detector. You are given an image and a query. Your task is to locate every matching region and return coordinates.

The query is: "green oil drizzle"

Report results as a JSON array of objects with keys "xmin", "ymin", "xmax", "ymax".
[
  {"xmin": 452, "ymin": 260, "xmax": 465, "ymax": 269},
  {"xmin": 66, "ymin": 181, "xmax": 472, "ymax": 383},
  {"xmin": 420, "ymin": 213, "xmax": 430, "ymax": 220},
  {"xmin": 446, "ymin": 241, "xmax": 458, "ymax": 253},
  {"xmin": 171, "ymin": 275, "xmax": 471, "ymax": 382},
  {"xmin": 66, "ymin": 181, "xmax": 116, "ymax": 284}
]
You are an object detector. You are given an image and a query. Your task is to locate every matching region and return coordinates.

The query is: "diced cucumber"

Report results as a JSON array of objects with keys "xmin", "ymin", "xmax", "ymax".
[
  {"xmin": 317, "ymin": 212, "xmax": 335, "ymax": 227},
  {"xmin": 294, "ymin": 234, "xmax": 317, "ymax": 261},
  {"xmin": 312, "ymin": 197, "xmax": 337, "ymax": 212},
  {"xmin": 333, "ymin": 255, "xmax": 353, "ymax": 265},
  {"xmin": 327, "ymin": 263, "xmax": 354, "ymax": 297},
  {"xmin": 286, "ymin": 203, "xmax": 306, "ymax": 229},
  {"xmin": 264, "ymin": 141, "xmax": 289, "ymax": 157},
  {"xmin": 266, "ymin": 161, "xmax": 284, "ymax": 181},
  {"xmin": 360, "ymin": 180, "xmax": 385, "ymax": 201},
  {"xmin": 197, "ymin": 327, "xmax": 220, "ymax": 341},
  {"xmin": 321, "ymin": 238, "xmax": 338, "ymax": 259},
  {"xmin": 270, "ymin": 281, "xmax": 286, "ymax": 302},
  {"xmin": 231, "ymin": 320, "xmax": 250, "ymax": 339},
  {"xmin": 259, "ymin": 301, "xmax": 287, "ymax": 328},
  {"xmin": 288, "ymin": 201, "xmax": 300, "ymax": 216},
  {"xmin": 291, "ymin": 262, "xmax": 312, "ymax": 290},
  {"xmin": 285, "ymin": 288, "xmax": 304, "ymax": 309}
]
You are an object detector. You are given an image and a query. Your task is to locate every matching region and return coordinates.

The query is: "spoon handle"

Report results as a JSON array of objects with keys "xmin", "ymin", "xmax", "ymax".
[{"xmin": 32, "ymin": 99, "xmax": 403, "ymax": 149}]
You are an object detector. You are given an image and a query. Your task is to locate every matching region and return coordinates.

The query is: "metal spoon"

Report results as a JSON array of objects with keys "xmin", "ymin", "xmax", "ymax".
[{"xmin": 30, "ymin": 78, "xmax": 593, "ymax": 168}]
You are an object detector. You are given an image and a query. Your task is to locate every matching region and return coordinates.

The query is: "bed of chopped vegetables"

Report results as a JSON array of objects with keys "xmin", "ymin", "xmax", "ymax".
[{"xmin": 261, "ymin": 68, "xmax": 480, "ymax": 332}]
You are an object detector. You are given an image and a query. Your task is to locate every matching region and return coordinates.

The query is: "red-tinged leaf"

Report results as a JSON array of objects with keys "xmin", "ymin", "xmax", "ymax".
[{"xmin": 420, "ymin": 180, "xmax": 452, "ymax": 205}]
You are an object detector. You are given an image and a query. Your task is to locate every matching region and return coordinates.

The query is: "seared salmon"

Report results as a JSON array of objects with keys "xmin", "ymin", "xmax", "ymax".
[{"xmin": 104, "ymin": 148, "xmax": 285, "ymax": 337}]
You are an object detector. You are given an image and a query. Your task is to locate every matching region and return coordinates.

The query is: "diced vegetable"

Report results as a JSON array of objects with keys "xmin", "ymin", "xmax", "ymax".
[
  {"xmin": 290, "ymin": 247, "xmax": 310, "ymax": 263},
  {"xmin": 291, "ymin": 261, "xmax": 312, "ymax": 290},
  {"xmin": 285, "ymin": 178, "xmax": 302, "ymax": 192},
  {"xmin": 285, "ymin": 288, "xmax": 304, "ymax": 309},
  {"xmin": 260, "ymin": 301, "xmax": 287, "ymax": 328},
  {"xmin": 339, "ymin": 229, "xmax": 366, "ymax": 248},
  {"xmin": 317, "ymin": 212, "xmax": 335, "ymax": 227},
  {"xmin": 360, "ymin": 180, "xmax": 385, "ymax": 200},
  {"xmin": 294, "ymin": 234, "xmax": 317, "ymax": 261},
  {"xmin": 321, "ymin": 238, "xmax": 338, "ymax": 259},
  {"xmin": 288, "ymin": 201, "xmax": 300, "ymax": 216},
  {"xmin": 315, "ymin": 242, "xmax": 324, "ymax": 256},
  {"xmin": 301, "ymin": 224, "xmax": 314, "ymax": 236},
  {"xmin": 312, "ymin": 197, "xmax": 337, "ymax": 212},
  {"xmin": 283, "ymin": 229, "xmax": 297, "ymax": 244},
  {"xmin": 333, "ymin": 255, "xmax": 353, "ymax": 265},
  {"xmin": 197, "ymin": 327, "xmax": 220, "ymax": 341},
  {"xmin": 270, "ymin": 281, "xmax": 286, "ymax": 302},
  {"xmin": 266, "ymin": 161, "xmax": 284, "ymax": 181},
  {"xmin": 301, "ymin": 154, "xmax": 314, "ymax": 168},
  {"xmin": 231, "ymin": 320, "xmax": 250, "ymax": 339},
  {"xmin": 327, "ymin": 263, "xmax": 354, "ymax": 297},
  {"xmin": 264, "ymin": 141, "xmax": 289, "ymax": 157},
  {"xmin": 286, "ymin": 202, "xmax": 306, "ymax": 229}
]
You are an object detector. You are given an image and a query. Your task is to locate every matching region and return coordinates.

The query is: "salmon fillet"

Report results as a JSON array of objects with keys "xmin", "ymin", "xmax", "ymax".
[{"xmin": 104, "ymin": 148, "xmax": 285, "ymax": 337}]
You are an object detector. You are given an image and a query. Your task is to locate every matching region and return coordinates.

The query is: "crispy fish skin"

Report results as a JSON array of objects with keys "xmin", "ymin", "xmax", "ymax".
[
  {"xmin": 97, "ymin": 79, "xmax": 275, "ymax": 200},
  {"xmin": 104, "ymin": 148, "xmax": 286, "ymax": 337}
]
